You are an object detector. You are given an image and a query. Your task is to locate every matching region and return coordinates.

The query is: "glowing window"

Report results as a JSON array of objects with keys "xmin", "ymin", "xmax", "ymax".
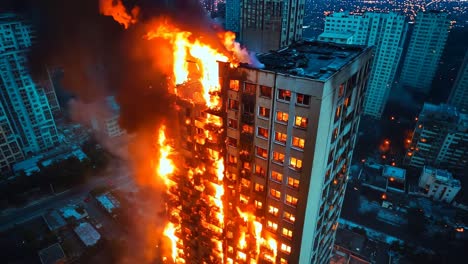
[
  {"xmin": 228, "ymin": 99, "xmax": 239, "ymax": 110},
  {"xmin": 243, "ymin": 161, "xmax": 251, "ymax": 170},
  {"xmin": 255, "ymin": 165, "xmax": 266, "ymax": 177},
  {"xmin": 271, "ymin": 170, "xmax": 283, "ymax": 182},
  {"xmin": 285, "ymin": 194, "xmax": 298, "ymax": 207},
  {"xmin": 278, "ymin": 89, "xmax": 291, "ymax": 101},
  {"xmin": 296, "ymin": 93, "xmax": 310, "ymax": 106},
  {"xmin": 254, "ymin": 200, "xmax": 263, "ymax": 209},
  {"xmin": 275, "ymin": 132, "xmax": 287, "ymax": 144},
  {"xmin": 227, "ymin": 137, "xmax": 237, "ymax": 147},
  {"xmin": 242, "ymin": 124, "xmax": 254, "ymax": 134},
  {"xmin": 256, "ymin": 146, "xmax": 268, "ymax": 159},
  {"xmin": 268, "ymin": 205, "xmax": 279, "ymax": 216},
  {"xmin": 282, "ymin": 228, "xmax": 293, "ymax": 239},
  {"xmin": 259, "ymin": 106, "xmax": 270, "ymax": 118},
  {"xmin": 267, "ymin": 220, "xmax": 278, "ymax": 231},
  {"xmin": 260, "ymin": 85, "xmax": 272, "ymax": 98},
  {"xmin": 280, "ymin": 258, "xmax": 288, "ymax": 264},
  {"xmin": 291, "ymin": 136, "xmax": 305, "ymax": 149},
  {"xmin": 283, "ymin": 211, "xmax": 296, "ymax": 223},
  {"xmin": 272, "ymin": 151, "xmax": 285, "ymax": 164},
  {"xmin": 289, "ymin": 157, "xmax": 303, "ymax": 170},
  {"xmin": 276, "ymin": 111, "xmax": 289, "ymax": 123},
  {"xmin": 270, "ymin": 188, "xmax": 281, "ymax": 199},
  {"xmin": 254, "ymin": 183, "xmax": 265, "ymax": 193},
  {"xmin": 227, "ymin": 154, "xmax": 237, "ymax": 164},
  {"xmin": 244, "ymin": 82, "xmax": 256, "ymax": 94},
  {"xmin": 241, "ymin": 178, "xmax": 250, "ymax": 188},
  {"xmin": 228, "ymin": 118, "xmax": 238, "ymax": 129},
  {"xmin": 294, "ymin": 115, "xmax": 308, "ymax": 128},
  {"xmin": 338, "ymin": 83, "xmax": 345, "ymax": 97},
  {"xmin": 257, "ymin": 127, "xmax": 269, "ymax": 139},
  {"xmin": 287, "ymin": 177, "xmax": 300, "ymax": 189},
  {"xmin": 229, "ymin": 80, "xmax": 239, "ymax": 91},
  {"xmin": 280, "ymin": 243, "xmax": 291, "ymax": 254}
]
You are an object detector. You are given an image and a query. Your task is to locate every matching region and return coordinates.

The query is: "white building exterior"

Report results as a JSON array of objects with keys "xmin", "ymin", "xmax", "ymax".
[
  {"xmin": 320, "ymin": 11, "xmax": 407, "ymax": 118},
  {"xmin": 419, "ymin": 166, "xmax": 461, "ymax": 203},
  {"xmin": 399, "ymin": 11, "xmax": 450, "ymax": 94},
  {"xmin": 90, "ymin": 96, "xmax": 126, "ymax": 138},
  {"xmin": 448, "ymin": 51, "xmax": 468, "ymax": 114},
  {"xmin": 382, "ymin": 165, "xmax": 406, "ymax": 193},
  {"xmin": 0, "ymin": 14, "xmax": 59, "ymax": 174}
]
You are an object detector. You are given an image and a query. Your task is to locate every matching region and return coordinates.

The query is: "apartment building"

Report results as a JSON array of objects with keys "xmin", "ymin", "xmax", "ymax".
[
  {"xmin": 418, "ymin": 166, "xmax": 461, "ymax": 203},
  {"xmin": 399, "ymin": 11, "xmax": 450, "ymax": 94},
  {"xmin": 172, "ymin": 41, "xmax": 372, "ymax": 264},
  {"xmin": 448, "ymin": 51, "xmax": 468, "ymax": 114},
  {"xmin": 319, "ymin": 11, "xmax": 407, "ymax": 118},
  {"xmin": 238, "ymin": 0, "xmax": 305, "ymax": 53},
  {"xmin": 225, "ymin": 0, "xmax": 241, "ymax": 34},
  {"xmin": 90, "ymin": 96, "xmax": 126, "ymax": 138},
  {"xmin": 405, "ymin": 103, "xmax": 468, "ymax": 177},
  {"xmin": 0, "ymin": 14, "xmax": 59, "ymax": 172}
]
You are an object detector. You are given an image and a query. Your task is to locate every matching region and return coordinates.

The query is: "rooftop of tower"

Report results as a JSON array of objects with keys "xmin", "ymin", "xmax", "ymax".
[{"xmin": 255, "ymin": 40, "xmax": 370, "ymax": 81}]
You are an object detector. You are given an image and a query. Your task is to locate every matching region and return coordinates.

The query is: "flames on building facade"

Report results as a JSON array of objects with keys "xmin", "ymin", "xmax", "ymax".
[{"xmin": 100, "ymin": 0, "xmax": 278, "ymax": 263}]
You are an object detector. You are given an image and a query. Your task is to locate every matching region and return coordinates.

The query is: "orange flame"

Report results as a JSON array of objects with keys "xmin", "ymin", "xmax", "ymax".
[
  {"xmin": 99, "ymin": 0, "xmax": 139, "ymax": 29},
  {"xmin": 157, "ymin": 126, "xmax": 175, "ymax": 183},
  {"xmin": 163, "ymin": 222, "xmax": 178, "ymax": 262}
]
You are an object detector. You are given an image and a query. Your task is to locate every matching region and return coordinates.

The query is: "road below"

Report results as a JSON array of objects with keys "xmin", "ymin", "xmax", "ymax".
[{"xmin": 0, "ymin": 173, "xmax": 133, "ymax": 232}]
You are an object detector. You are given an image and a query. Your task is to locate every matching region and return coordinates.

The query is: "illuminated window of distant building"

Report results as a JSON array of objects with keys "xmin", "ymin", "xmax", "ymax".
[
  {"xmin": 271, "ymin": 170, "xmax": 283, "ymax": 182},
  {"xmin": 276, "ymin": 111, "xmax": 289, "ymax": 123},
  {"xmin": 294, "ymin": 115, "xmax": 308, "ymax": 128},
  {"xmin": 228, "ymin": 118, "xmax": 238, "ymax": 129},
  {"xmin": 280, "ymin": 258, "xmax": 288, "ymax": 264},
  {"xmin": 259, "ymin": 106, "xmax": 270, "ymax": 118},
  {"xmin": 268, "ymin": 205, "xmax": 279, "ymax": 217},
  {"xmin": 296, "ymin": 93, "xmax": 310, "ymax": 106},
  {"xmin": 283, "ymin": 211, "xmax": 296, "ymax": 223},
  {"xmin": 228, "ymin": 99, "xmax": 239, "ymax": 110},
  {"xmin": 287, "ymin": 177, "xmax": 300, "ymax": 189},
  {"xmin": 289, "ymin": 157, "xmax": 302, "ymax": 171},
  {"xmin": 257, "ymin": 127, "xmax": 269, "ymax": 139},
  {"xmin": 280, "ymin": 243, "xmax": 291, "ymax": 254},
  {"xmin": 282, "ymin": 228, "xmax": 293, "ymax": 239},
  {"xmin": 260, "ymin": 85, "xmax": 272, "ymax": 98},
  {"xmin": 242, "ymin": 124, "xmax": 254, "ymax": 134},
  {"xmin": 285, "ymin": 194, "xmax": 298, "ymax": 207},
  {"xmin": 229, "ymin": 80, "xmax": 239, "ymax": 91},
  {"xmin": 255, "ymin": 164, "xmax": 266, "ymax": 177},
  {"xmin": 278, "ymin": 89, "xmax": 291, "ymax": 101},
  {"xmin": 254, "ymin": 200, "xmax": 263, "ymax": 209},
  {"xmin": 291, "ymin": 136, "xmax": 305, "ymax": 149},
  {"xmin": 272, "ymin": 151, "xmax": 285, "ymax": 164},
  {"xmin": 256, "ymin": 146, "xmax": 268, "ymax": 159},
  {"xmin": 275, "ymin": 132, "xmax": 287, "ymax": 144},
  {"xmin": 254, "ymin": 183, "xmax": 265, "ymax": 193},
  {"xmin": 244, "ymin": 82, "xmax": 256, "ymax": 94},
  {"xmin": 267, "ymin": 220, "xmax": 278, "ymax": 232},
  {"xmin": 270, "ymin": 188, "xmax": 281, "ymax": 200}
]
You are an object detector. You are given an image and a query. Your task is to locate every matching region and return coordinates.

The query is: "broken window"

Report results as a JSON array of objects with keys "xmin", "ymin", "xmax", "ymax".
[{"xmin": 278, "ymin": 89, "xmax": 291, "ymax": 101}]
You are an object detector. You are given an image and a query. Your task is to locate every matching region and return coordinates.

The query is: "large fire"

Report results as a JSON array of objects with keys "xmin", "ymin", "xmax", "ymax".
[{"xmin": 100, "ymin": 1, "xmax": 278, "ymax": 263}]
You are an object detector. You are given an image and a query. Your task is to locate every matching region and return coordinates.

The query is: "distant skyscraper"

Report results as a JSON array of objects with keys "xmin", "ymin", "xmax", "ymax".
[
  {"xmin": 0, "ymin": 14, "xmax": 59, "ymax": 172},
  {"xmin": 225, "ymin": 0, "xmax": 240, "ymax": 34},
  {"xmin": 319, "ymin": 11, "xmax": 407, "ymax": 119},
  {"xmin": 448, "ymin": 51, "xmax": 468, "ymax": 113},
  {"xmin": 237, "ymin": 0, "xmax": 305, "ymax": 53},
  {"xmin": 399, "ymin": 11, "xmax": 450, "ymax": 94},
  {"xmin": 405, "ymin": 103, "xmax": 467, "ymax": 177}
]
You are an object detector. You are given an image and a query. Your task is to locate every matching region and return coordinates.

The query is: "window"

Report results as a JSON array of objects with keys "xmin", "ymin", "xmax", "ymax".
[
  {"xmin": 296, "ymin": 93, "xmax": 310, "ymax": 106},
  {"xmin": 280, "ymin": 243, "xmax": 291, "ymax": 254},
  {"xmin": 338, "ymin": 83, "xmax": 345, "ymax": 97},
  {"xmin": 229, "ymin": 80, "xmax": 239, "ymax": 91},
  {"xmin": 275, "ymin": 132, "xmax": 287, "ymax": 144},
  {"xmin": 255, "ymin": 165, "xmax": 266, "ymax": 177},
  {"xmin": 272, "ymin": 151, "xmax": 285, "ymax": 164},
  {"xmin": 228, "ymin": 118, "xmax": 238, "ymax": 129},
  {"xmin": 294, "ymin": 115, "xmax": 308, "ymax": 128},
  {"xmin": 259, "ymin": 106, "xmax": 270, "ymax": 118},
  {"xmin": 278, "ymin": 89, "xmax": 291, "ymax": 101},
  {"xmin": 267, "ymin": 220, "xmax": 278, "ymax": 232},
  {"xmin": 276, "ymin": 111, "xmax": 289, "ymax": 123},
  {"xmin": 270, "ymin": 188, "xmax": 281, "ymax": 199},
  {"xmin": 260, "ymin": 85, "xmax": 272, "ymax": 98},
  {"xmin": 228, "ymin": 99, "xmax": 239, "ymax": 110},
  {"xmin": 254, "ymin": 200, "xmax": 263, "ymax": 209},
  {"xmin": 280, "ymin": 258, "xmax": 288, "ymax": 264},
  {"xmin": 228, "ymin": 154, "xmax": 237, "ymax": 165},
  {"xmin": 287, "ymin": 177, "xmax": 300, "ymax": 189},
  {"xmin": 335, "ymin": 105, "xmax": 341, "ymax": 121},
  {"xmin": 244, "ymin": 82, "xmax": 256, "ymax": 94},
  {"xmin": 243, "ymin": 161, "xmax": 251, "ymax": 170},
  {"xmin": 283, "ymin": 211, "xmax": 296, "ymax": 223},
  {"xmin": 289, "ymin": 157, "xmax": 302, "ymax": 170},
  {"xmin": 241, "ymin": 178, "xmax": 250, "ymax": 188},
  {"xmin": 254, "ymin": 183, "xmax": 265, "ymax": 192},
  {"xmin": 291, "ymin": 136, "xmax": 305, "ymax": 149},
  {"xmin": 282, "ymin": 228, "xmax": 293, "ymax": 239},
  {"xmin": 227, "ymin": 137, "xmax": 237, "ymax": 147},
  {"xmin": 256, "ymin": 146, "xmax": 268, "ymax": 159},
  {"xmin": 271, "ymin": 170, "xmax": 283, "ymax": 182},
  {"xmin": 268, "ymin": 206, "xmax": 279, "ymax": 216},
  {"xmin": 344, "ymin": 96, "xmax": 351, "ymax": 108},
  {"xmin": 243, "ymin": 102, "xmax": 254, "ymax": 114},
  {"xmin": 257, "ymin": 127, "xmax": 269, "ymax": 139},
  {"xmin": 285, "ymin": 194, "xmax": 298, "ymax": 207},
  {"xmin": 242, "ymin": 124, "xmax": 253, "ymax": 134}
]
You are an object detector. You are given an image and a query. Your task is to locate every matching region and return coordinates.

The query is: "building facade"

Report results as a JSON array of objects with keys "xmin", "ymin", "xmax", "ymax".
[
  {"xmin": 225, "ymin": 0, "xmax": 241, "ymax": 34},
  {"xmin": 319, "ymin": 11, "xmax": 407, "ymax": 118},
  {"xmin": 0, "ymin": 14, "xmax": 59, "ymax": 173},
  {"xmin": 399, "ymin": 11, "xmax": 450, "ymax": 94},
  {"xmin": 238, "ymin": 0, "xmax": 305, "ymax": 53},
  {"xmin": 448, "ymin": 51, "xmax": 468, "ymax": 114},
  {"xmin": 90, "ymin": 96, "xmax": 126, "ymax": 138},
  {"xmin": 418, "ymin": 166, "xmax": 461, "ymax": 203},
  {"xmin": 405, "ymin": 103, "xmax": 468, "ymax": 177},
  {"xmin": 169, "ymin": 41, "xmax": 372, "ymax": 264}
]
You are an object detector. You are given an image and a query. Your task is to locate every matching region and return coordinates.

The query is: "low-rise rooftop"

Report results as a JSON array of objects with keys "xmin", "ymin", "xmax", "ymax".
[
  {"xmin": 382, "ymin": 165, "xmax": 406, "ymax": 180},
  {"xmin": 74, "ymin": 222, "xmax": 101, "ymax": 247},
  {"xmin": 38, "ymin": 243, "xmax": 66, "ymax": 264},
  {"xmin": 256, "ymin": 40, "xmax": 369, "ymax": 81}
]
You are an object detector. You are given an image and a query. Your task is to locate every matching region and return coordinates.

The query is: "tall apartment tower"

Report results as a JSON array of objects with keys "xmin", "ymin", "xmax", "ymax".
[
  {"xmin": 225, "ymin": 0, "xmax": 241, "ymax": 34},
  {"xmin": 169, "ymin": 41, "xmax": 372, "ymax": 264},
  {"xmin": 318, "ymin": 12, "xmax": 407, "ymax": 119},
  {"xmin": 399, "ymin": 11, "xmax": 450, "ymax": 94},
  {"xmin": 0, "ymin": 14, "xmax": 59, "ymax": 168},
  {"xmin": 237, "ymin": 0, "xmax": 305, "ymax": 53},
  {"xmin": 448, "ymin": 51, "xmax": 468, "ymax": 113},
  {"xmin": 405, "ymin": 103, "xmax": 468, "ymax": 177}
]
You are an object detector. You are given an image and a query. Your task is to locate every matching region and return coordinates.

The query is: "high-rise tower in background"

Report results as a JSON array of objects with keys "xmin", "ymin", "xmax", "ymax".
[
  {"xmin": 0, "ymin": 14, "xmax": 59, "ymax": 173},
  {"xmin": 235, "ymin": 0, "xmax": 305, "ymax": 53},
  {"xmin": 319, "ymin": 12, "xmax": 407, "ymax": 119},
  {"xmin": 448, "ymin": 51, "xmax": 468, "ymax": 114},
  {"xmin": 225, "ymin": 0, "xmax": 240, "ymax": 34},
  {"xmin": 399, "ymin": 11, "xmax": 450, "ymax": 95},
  {"xmin": 169, "ymin": 41, "xmax": 372, "ymax": 264}
]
